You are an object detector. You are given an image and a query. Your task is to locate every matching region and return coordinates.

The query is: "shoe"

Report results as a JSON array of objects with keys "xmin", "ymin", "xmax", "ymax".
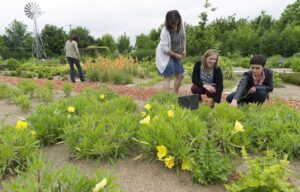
[{"xmin": 81, "ymin": 79, "xmax": 86, "ymax": 82}]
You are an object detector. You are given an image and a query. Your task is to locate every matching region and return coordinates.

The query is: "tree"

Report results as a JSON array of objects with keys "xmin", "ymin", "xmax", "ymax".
[
  {"xmin": 117, "ymin": 33, "xmax": 131, "ymax": 54},
  {"xmin": 69, "ymin": 27, "xmax": 94, "ymax": 48},
  {"xmin": 277, "ymin": 0, "xmax": 300, "ymax": 30},
  {"xmin": 98, "ymin": 34, "xmax": 117, "ymax": 52},
  {"xmin": 135, "ymin": 34, "xmax": 154, "ymax": 50},
  {"xmin": 41, "ymin": 24, "xmax": 67, "ymax": 57},
  {"xmin": 3, "ymin": 20, "xmax": 31, "ymax": 59}
]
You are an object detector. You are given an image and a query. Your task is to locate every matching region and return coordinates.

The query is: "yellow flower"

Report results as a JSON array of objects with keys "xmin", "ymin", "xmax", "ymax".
[
  {"xmin": 140, "ymin": 115, "xmax": 150, "ymax": 125},
  {"xmin": 167, "ymin": 110, "xmax": 174, "ymax": 118},
  {"xmin": 31, "ymin": 131, "xmax": 37, "ymax": 138},
  {"xmin": 181, "ymin": 158, "xmax": 191, "ymax": 171},
  {"xmin": 67, "ymin": 106, "xmax": 75, "ymax": 113},
  {"xmin": 141, "ymin": 111, "xmax": 147, "ymax": 117},
  {"xmin": 100, "ymin": 94, "xmax": 105, "ymax": 100},
  {"xmin": 144, "ymin": 103, "xmax": 151, "ymax": 110},
  {"xmin": 232, "ymin": 121, "xmax": 244, "ymax": 134},
  {"xmin": 15, "ymin": 120, "xmax": 28, "ymax": 131},
  {"xmin": 164, "ymin": 156, "xmax": 175, "ymax": 169},
  {"xmin": 156, "ymin": 145, "xmax": 167, "ymax": 160},
  {"xmin": 93, "ymin": 178, "xmax": 107, "ymax": 192}
]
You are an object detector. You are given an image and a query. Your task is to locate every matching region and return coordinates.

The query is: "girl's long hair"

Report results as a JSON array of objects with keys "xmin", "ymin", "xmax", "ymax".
[{"xmin": 165, "ymin": 10, "xmax": 182, "ymax": 33}]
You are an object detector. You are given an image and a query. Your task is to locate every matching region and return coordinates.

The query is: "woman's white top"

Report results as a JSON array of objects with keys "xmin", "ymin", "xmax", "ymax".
[{"xmin": 155, "ymin": 26, "xmax": 185, "ymax": 73}]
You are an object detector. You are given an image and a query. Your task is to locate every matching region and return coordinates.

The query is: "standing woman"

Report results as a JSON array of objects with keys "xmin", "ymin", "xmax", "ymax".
[
  {"xmin": 64, "ymin": 35, "xmax": 85, "ymax": 83},
  {"xmin": 191, "ymin": 49, "xmax": 223, "ymax": 103},
  {"xmin": 156, "ymin": 10, "xmax": 186, "ymax": 93}
]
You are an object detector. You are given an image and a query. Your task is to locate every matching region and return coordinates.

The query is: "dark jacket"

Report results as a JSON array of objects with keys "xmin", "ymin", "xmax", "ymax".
[
  {"xmin": 234, "ymin": 68, "xmax": 273, "ymax": 101},
  {"xmin": 192, "ymin": 61, "xmax": 224, "ymax": 103}
]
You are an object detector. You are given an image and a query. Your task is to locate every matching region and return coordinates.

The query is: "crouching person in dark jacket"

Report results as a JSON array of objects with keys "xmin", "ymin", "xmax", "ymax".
[
  {"xmin": 191, "ymin": 49, "xmax": 224, "ymax": 104},
  {"xmin": 226, "ymin": 55, "xmax": 273, "ymax": 107}
]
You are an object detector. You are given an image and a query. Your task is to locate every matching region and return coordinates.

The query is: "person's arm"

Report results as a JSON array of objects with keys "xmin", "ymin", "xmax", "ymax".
[
  {"xmin": 182, "ymin": 25, "xmax": 186, "ymax": 57},
  {"xmin": 213, "ymin": 67, "xmax": 224, "ymax": 103},
  {"xmin": 160, "ymin": 27, "xmax": 183, "ymax": 60},
  {"xmin": 73, "ymin": 41, "xmax": 80, "ymax": 59},
  {"xmin": 233, "ymin": 73, "xmax": 250, "ymax": 101},
  {"xmin": 192, "ymin": 61, "xmax": 203, "ymax": 87}
]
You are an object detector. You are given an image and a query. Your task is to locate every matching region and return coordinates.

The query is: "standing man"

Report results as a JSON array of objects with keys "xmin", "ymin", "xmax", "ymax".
[{"xmin": 64, "ymin": 35, "xmax": 85, "ymax": 83}]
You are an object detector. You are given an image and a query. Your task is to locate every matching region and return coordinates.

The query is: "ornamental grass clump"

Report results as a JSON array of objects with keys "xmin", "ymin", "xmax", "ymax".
[
  {"xmin": 2, "ymin": 158, "xmax": 120, "ymax": 192},
  {"xmin": 0, "ymin": 124, "xmax": 39, "ymax": 179}
]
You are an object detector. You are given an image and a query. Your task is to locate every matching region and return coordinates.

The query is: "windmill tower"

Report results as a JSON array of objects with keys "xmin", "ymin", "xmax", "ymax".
[{"xmin": 24, "ymin": 2, "xmax": 47, "ymax": 59}]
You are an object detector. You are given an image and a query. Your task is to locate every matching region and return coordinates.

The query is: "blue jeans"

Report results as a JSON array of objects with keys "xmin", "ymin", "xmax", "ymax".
[
  {"xmin": 67, "ymin": 57, "xmax": 85, "ymax": 82},
  {"xmin": 226, "ymin": 89, "xmax": 269, "ymax": 105}
]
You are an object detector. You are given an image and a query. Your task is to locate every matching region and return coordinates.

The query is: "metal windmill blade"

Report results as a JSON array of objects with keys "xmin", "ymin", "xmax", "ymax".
[{"xmin": 24, "ymin": 2, "xmax": 42, "ymax": 19}]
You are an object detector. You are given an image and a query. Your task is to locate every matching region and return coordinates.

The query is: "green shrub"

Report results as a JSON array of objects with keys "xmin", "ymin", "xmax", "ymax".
[
  {"xmin": 6, "ymin": 58, "xmax": 21, "ymax": 70},
  {"xmin": 0, "ymin": 124, "xmax": 39, "ymax": 179},
  {"xmin": 2, "ymin": 158, "xmax": 120, "ymax": 192},
  {"xmin": 111, "ymin": 70, "xmax": 133, "ymax": 84},
  {"xmin": 147, "ymin": 91, "xmax": 178, "ymax": 105},
  {"xmin": 63, "ymin": 82, "xmax": 73, "ymax": 97},
  {"xmin": 136, "ymin": 103, "xmax": 207, "ymax": 170},
  {"xmin": 0, "ymin": 83, "xmax": 11, "ymax": 99},
  {"xmin": 86, "ymin": 69, "xmax": 101, "ymax": 82},
  {"xmin": 192, "ymin": 141, "xmax": 231, "ymax": 185},
  {"xmin": 243, "ymin": 102, "xmax": 300, "ymax": 159},
  {"xmin": 35, "ymin": 87, "xmax": 54, "ymax": 103},
  {"xmin": 27, "ymin": 104, "xmax": 69, "ymax": 145},
  {"xmin": 273, "ymin": 72, "xmax": 283, "ymax": 88},
  {"xmin": 130, "ymin": 49, "xmax": 155, "ymax": 61},
  {"xmin": 63, "ymin": 94, "xmax": 138, "ymax": 160},
  {"xmin": 225, "ymin": 147, "xmax": 296, "ymax": 192},
  {"xmin": 266, "ymin": 55, "xmax": 283, "ymax": 68},
  {"xmin": 17, "ymin": 79, "xmax": 37, "ymax": 98},
  {"xmin": 280, "ymin": 72, "xmax": 300, "ymax": 86},
  {"xmin": 14, "ymin": 95, "xmax": 31, "ymax": 112},
  {"xmin": 291, "ymin": 57, "xmax": 300, "ymax": 72}
]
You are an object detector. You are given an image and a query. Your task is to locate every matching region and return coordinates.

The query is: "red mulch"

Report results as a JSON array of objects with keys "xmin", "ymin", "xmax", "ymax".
[{"xmin": 1, "ymin": 76, "xmax": 300, "ymax": 111}]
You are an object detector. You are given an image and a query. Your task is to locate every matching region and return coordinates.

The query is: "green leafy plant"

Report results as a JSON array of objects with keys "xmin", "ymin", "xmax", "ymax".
[
  {"xmin": 280, "ymin": 72, "xmax": 300, "ymax": 86},
  {"xmin": 14, "ymin": 95, "xmax": 32, "ymax": 112},
  {"xmin": 64, "ymin": 95, "xmax": 139, "ymax": 160},
  {"xmin": 63, "ymin": 82, "xmax": 73, "ymax": 97},
  {"xmin": 225, "ymin": 147, "xmax": 296, "ymax": 192},
  {"xmin": 273, "ymin": 72, "xmax": 283, "ymax": 88},
  {"xmin": 6, "ymin": 58, "xmax": 21, "ymax": 70},
  {"xmin": 0, "ymin": 125, "xmax": 39, "ymax": 179},
  {"xmin": 2, "ymin": 158, "xmax": 121, "ymax": 192},
  {"xmin": 27, "ymin": 104, "xmax": 69, "ymax": 145},
  {"xmin": 147, "ymin": 91, "xmax": 178, "ymax": 105},
  {"xmin": 136, "ymin": 103, "xmax": 207, "ymax": 169},
  {"xmin": 0, "ymin": 83, "xmax": 11, "ymax": 99},
  {"xmin": 192, "ymin": 141, "xmax": 231, "ymax": 185}
]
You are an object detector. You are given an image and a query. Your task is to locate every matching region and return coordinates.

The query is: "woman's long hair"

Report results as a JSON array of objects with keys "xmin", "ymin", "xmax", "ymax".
[
  {"xmin": 201, "ymin": 49, "xmax": 219, "ymax": 70},
  {"xmin": 165, "ymin": 10, "xmax": 182, "ymax": 33}
]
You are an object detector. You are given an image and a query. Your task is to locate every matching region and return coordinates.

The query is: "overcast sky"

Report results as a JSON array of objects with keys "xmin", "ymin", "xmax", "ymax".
[{"xmin": 0, "ymin": 0, "xmax": 296, "ymax": 43}]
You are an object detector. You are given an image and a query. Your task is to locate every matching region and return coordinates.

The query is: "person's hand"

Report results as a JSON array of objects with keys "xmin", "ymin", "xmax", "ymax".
[
  {"xmin": 203, "ymin": 84, "xmax": 216, "ymax": 93},
  {"xmin": 230, "ymin": 99, "xmax": 238, "ymax": 107},
  {"xmin": 175, "ymin": 53, "xmax": 183, "ymax": 61},
  {"xmin": 248, "ymin": 86, "xmax": 256, "ymax": 94},
  {"xmin": 182, "ymin": 50, "xmax": 187, "ymax": 57}
]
